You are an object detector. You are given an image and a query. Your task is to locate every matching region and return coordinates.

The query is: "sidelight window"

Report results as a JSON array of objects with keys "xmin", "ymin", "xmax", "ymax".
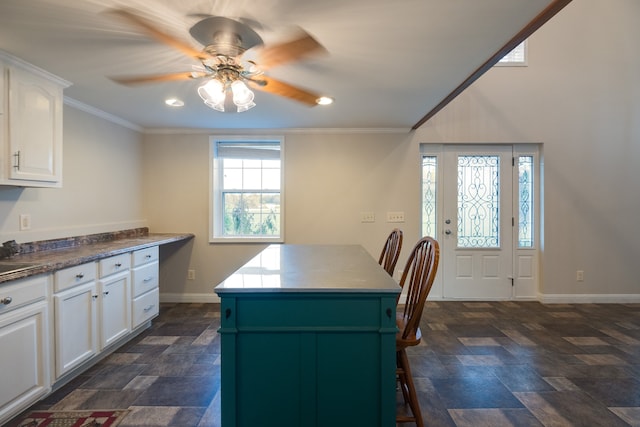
[
  {"xmin": 517, "ymin": 155, "xmax": 534, "ymax": 247},
  {"xmin": 421, "ymin": 156, "xmax": 438, "ymax": 237}
]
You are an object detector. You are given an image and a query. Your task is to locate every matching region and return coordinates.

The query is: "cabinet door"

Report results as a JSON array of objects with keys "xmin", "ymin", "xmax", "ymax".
[
  {"xmin": 99, "ymin": 271, "xmax": 131, "ymax": 349},
  {"xmin": 0, "ymin": 301, "xmax": 50, "ymax": 424},
  {"xmin": 7, "ymin": 66, "xmax": 62, "ymax": 184},
  {"xmin": 54, "ymin": 282, "xmax": 98, "ymax": 378}
]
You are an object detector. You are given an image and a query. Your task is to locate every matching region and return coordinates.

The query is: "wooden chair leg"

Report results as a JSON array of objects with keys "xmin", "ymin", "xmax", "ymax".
[
  {"xmin": 396, "ymin": 355, "xmax": 411, "ymax": 405},
  {"xmin": 396, "ymin": 349, "xmax": 424, "ymax": 427}
]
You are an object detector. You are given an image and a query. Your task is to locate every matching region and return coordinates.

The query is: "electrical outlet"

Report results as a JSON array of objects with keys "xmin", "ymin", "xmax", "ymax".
[
  {"xmin": 360, "ymin": 212, "xmax": 375, "ymax": 223},
  {"xmin": 19, "ymin": 214, "xmax": 31, "ymax": 231},
  {"xmin": 386, "ymin": 211, "xmax": 405, "ymax": 223},
  {"xmin": 576, "ymin": 270, "xmax": 584, "ymax": 282},
  {"xmin": 188, "ymin": 269, "xmax": 196, "ymax": 280}
]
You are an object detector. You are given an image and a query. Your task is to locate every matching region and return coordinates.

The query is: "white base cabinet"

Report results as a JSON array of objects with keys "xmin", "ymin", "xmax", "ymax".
[
  {"xmin": 54, "ymin": 254, "xmax": 133, "ymax": 380},
  {"xmin": 98, "ymin": 254, "xmax": 131, "ymax": 349},
  {"xmin": 0, "ymin": 275, "xmax": 51, "ymax": 424},
  {"xmin": 53, "ymin": 278, "xmax": 98, "ymax": 378},
  {"xmin": 131, "ymin": 247, "xmax": 159, "ymax": 328},
  {"xmin": 0, "ymin": 243, "xmax": 165, "ymax": 425}
]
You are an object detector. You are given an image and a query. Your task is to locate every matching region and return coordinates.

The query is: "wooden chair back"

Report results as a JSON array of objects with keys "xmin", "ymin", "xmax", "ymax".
[
  {"xmin": 378, "ymin": 228, "xmax": 403, "ymax": 277},
  {"xmin": 396, "ymin": 236, "xmax": 439, "ymax": 344}
]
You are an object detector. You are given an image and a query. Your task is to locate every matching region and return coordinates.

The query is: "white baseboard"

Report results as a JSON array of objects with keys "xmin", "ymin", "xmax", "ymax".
[
  {"xmin": 401, "ymin": 293, "xmax": 639, "ymax": 304},
  {"xmin": 538, "ymin": 294, "xmax": 640, "ymax": 304},
  {"xmin": 160, "ymin": 293, "xmax": 220, "ymax": 304}
]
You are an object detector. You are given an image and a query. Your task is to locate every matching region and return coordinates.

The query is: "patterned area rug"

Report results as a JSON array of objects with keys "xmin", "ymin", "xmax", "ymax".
[{"xmin": 10, "ymin": 409, "xmax": 130, "ymax": 427}]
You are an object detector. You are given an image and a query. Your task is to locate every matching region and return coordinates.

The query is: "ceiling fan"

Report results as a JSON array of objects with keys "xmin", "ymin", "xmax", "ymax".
[{"xmin": 108, "ymin": 9, "xmax": 331, "ymax": 112}]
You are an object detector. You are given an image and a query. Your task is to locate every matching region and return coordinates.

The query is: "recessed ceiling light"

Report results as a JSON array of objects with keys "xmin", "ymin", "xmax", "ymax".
[
  {"xmin": 165, "ymin": 98, "xmax": 184, "ymax": 107},
  {"xmin": 316, "ymin": 96, "xmax": 333, "ymax": 106}
]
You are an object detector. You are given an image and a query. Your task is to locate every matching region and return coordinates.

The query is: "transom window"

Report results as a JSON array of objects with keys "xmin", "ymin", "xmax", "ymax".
[
  {"xmin": 210, "ymin": 136, "xmax": 284, "ymax": 243},
  {"xmin": 496, "ymin": 40, "xmax": 527, "ymax": 66}
]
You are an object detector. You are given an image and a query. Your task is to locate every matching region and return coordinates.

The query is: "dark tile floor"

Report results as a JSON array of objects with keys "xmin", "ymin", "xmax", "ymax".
[{"xmin": 9, "ymin": 301, "xmax": 640, "ymax": 426}]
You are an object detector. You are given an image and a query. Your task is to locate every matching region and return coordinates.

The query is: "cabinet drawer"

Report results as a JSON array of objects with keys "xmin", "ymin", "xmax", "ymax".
[
  {"xmin": 131, "ymin": 262, "xmax": 158, "ymax": 298},
  {"xmin": 0, "ymin": 275, "xmax": 49, "ymax": 315},
  {"xmin": 230, "ymin": 295, "xmax": 395, "ymax": 329},
  {"xmin": 98, "ymin": 254, "xmax": 131, "ymax": 278},
  {"xmin": 54, "ymin": 263, "xmax": 96, "ymax": 292},
  {"xmin": 132, "ymin": 288, "xmax": 159, "ymax": 328},
  {"xmin": 132, "ymin": 246, "xmax": 158, "ymax": 267}
]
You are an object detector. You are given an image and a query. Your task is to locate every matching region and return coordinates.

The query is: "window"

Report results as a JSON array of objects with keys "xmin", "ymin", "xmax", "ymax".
[
  {"xmin": 496, "ymin": 40, "xmax": 527, "ymax": 66},
  {"xmin": 421, "ymin": 144, "xmax": 539, "ymax": 249},
  {"xmin": 421, "ymin": 156, "xmax": 438, "ymax": 237},
  {"xmin": 210, "ymin": 136, "xmax": 284, "ymax": 243},
  {"xmin": 517, "ymin": 155, "xmax": 534, "ymax": 247},
  {"xmin": 457, "ymin": 155, "xmax": 501, "ymax": 248}
]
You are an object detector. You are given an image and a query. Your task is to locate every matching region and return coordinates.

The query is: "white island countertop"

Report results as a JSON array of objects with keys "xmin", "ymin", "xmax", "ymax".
[{"xmin": 215, "ymin": 244, "xmax": 401, "ymax": 294}]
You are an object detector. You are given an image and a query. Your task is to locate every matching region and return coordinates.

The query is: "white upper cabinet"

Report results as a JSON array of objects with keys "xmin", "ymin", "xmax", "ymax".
[{"xmin": 0, "ymin": 51, "xmax": 70, "ymax": 187}]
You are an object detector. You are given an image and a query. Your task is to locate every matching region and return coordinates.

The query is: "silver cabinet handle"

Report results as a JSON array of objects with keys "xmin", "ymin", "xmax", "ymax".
[
  {"xmin": 144, "ymin": 304, "xmax": 155, "ymax": 312},
  {"xmin": 0, "ymin": 297, "xmax": 12, "ymax": 305},
  {"xmin": 143, "ymin": 276, "xmax": 153, "ymax": 282},
  {"xmin": 13, "ymin": 151, "xmax": 20, "ymax": 170}
]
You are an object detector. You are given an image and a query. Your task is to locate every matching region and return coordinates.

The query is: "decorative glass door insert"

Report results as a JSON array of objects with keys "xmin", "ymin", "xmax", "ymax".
[{"xmin": 457, "ymin": 155, "xmax": 500, "ymax": 248}]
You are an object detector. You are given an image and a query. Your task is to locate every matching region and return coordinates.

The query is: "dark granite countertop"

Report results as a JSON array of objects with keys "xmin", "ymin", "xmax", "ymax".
[{"xmin": 0, "ymin": 229, "xmax": 194, "ymax": 284}]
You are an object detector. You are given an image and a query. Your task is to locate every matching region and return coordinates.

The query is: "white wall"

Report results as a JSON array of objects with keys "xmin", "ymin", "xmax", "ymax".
[
  {"xmin": 0, "ymin": 105, "xmax": 146, "ymax": 242},
  {"xmin": 142, "ymin": 131, "xmax": 421, "ymax": 301},
  {"xmin": 414, "ymin": 0, "xmax": 640, "ymax": 301}
]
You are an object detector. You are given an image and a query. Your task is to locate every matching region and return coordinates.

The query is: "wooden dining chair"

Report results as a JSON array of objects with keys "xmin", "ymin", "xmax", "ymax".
[
  {"xmin": 395, "ymin": 236, "xmax": 440, "ymax": 427},
  {"xmin": 378, "ymin": 228, "xmax": 403, "ymax": 277}
]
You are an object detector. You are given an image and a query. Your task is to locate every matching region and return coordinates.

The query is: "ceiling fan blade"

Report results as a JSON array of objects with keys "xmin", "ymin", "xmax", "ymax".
[
  {"xmin": 248, "ymin": 76, "xmax": 320, "ymax": 106},
  {"xmin": 110, "ymin": 71, "xmax": 206, "ymax": 85},
  {"xmin": 108, "ymin": 9, "xmax": 208, "ymax": 61},
  {"xmin": 248, "ymin": 29, "xmax": 327, "ymax": 70}
]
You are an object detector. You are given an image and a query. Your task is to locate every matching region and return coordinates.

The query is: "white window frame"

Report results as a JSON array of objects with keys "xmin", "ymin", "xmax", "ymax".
[
  {"xmin": 495, "ymin": 40, "xmax": 528, "ymax": 67},
  {"xmin": 209, "ymin": 135, "xmax": 285, "ymax": 243}
]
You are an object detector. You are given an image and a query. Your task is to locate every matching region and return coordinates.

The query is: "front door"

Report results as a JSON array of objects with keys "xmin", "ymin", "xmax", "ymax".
[{"xmin": 441, "ymin": 145, "xmax": 513, "ymax": 299}]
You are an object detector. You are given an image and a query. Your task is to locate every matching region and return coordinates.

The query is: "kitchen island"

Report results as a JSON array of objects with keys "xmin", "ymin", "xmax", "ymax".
[{"xmin": 214, "ymin": 244, "xmax": 400, "ymax": 427}]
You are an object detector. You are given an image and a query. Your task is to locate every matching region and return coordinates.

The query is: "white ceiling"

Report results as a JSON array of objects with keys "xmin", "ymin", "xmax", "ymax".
[{"xmin": 0, "ymin": 0, "xmax": 563, "ymax": 131}]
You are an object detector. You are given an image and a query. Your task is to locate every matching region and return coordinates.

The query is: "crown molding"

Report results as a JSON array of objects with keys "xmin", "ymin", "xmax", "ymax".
[
  {"xmin": 143, "ymin": 127, "xmax": 411, "ymax": 135},
  {"xmin": 63, "ymin": 97, "xmax": 143, "ymax": 132}
]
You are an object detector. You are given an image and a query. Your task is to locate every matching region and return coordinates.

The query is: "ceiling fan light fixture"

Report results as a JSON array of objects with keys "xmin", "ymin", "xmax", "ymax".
[
  {"xmin": 204, "ymin": 99, "xmax": 225, "ymax": 112},
  {"xmin": 231, "ymin": 80, "xmax": 256, "ymax": 112},
  {"xmin": 198, "ymin": 79, "xmax": 226, "ymax": 112}
]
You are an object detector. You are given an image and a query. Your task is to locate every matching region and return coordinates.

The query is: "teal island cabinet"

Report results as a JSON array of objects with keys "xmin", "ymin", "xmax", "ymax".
[{"xmin": 214, "ymin": 244, "xmax": 400, "ymax": 427}]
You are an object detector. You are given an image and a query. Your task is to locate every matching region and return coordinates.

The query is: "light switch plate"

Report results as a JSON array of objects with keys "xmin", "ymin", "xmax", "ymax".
[
  {"xmin": 19, "ymin": 214, "xmax": 31, "ymax": 231},
  {"xmin": 386, "ymin": 211, "xmax": 405, "ymax": 223}
]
